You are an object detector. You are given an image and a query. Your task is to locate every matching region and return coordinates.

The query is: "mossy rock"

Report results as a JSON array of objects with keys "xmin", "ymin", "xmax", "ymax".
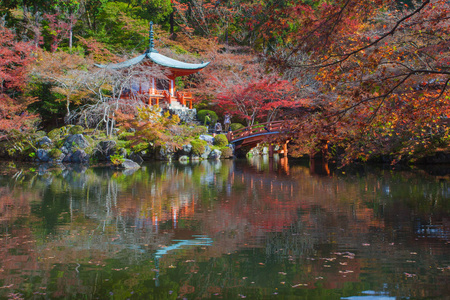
[
  {"xmin": 69, "ymin": 125, "xmax": 84, "ymax": 135},
  {"xmin": 35, "ymin": 131, "xmax": 46, "ymax": 138},
  {"xmin": 213, "ymin": 134, "xmax": 228, "ymax": 147},
  {"xmin": 191, "ymin": 139, "xmax": 207, "ymax": 156},
  {"xmin": 49, "ymin": 148, "xmax": 63, "ymax": 159},
  {"xmin": 48, "ymin": 128, "xmax": 61, "ymax": 140}
]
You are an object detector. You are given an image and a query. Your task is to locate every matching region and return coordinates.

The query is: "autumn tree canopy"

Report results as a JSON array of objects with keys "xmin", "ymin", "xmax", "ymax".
[
  {"xmin": 0, "ymin": 25, "xmax": 37, "ymax": 134},
  {"xmin": 261, "ymin": 0, "xmax": 450, "ymax": 162}
]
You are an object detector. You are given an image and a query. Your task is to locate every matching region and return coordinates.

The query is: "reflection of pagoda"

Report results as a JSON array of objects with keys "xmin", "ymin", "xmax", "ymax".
[{"xmin": 96, "ymin": 22, "xmax": 209, "ymax": 109}]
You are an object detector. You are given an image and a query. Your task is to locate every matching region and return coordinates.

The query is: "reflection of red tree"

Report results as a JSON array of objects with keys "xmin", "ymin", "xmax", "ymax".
[{"xmin": 0, "ymin": 189, "xmax": 40, "ymax": 288}]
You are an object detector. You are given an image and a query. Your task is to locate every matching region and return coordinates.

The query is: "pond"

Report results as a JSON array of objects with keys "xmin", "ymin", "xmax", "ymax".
[{"xmin": 0, "ymin": 157, "xmax": 449, "ymax": 299}]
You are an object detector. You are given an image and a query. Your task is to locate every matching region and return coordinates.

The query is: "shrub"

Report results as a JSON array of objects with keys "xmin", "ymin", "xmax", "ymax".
[
  {"xmin": 220, "ymin": 147, "xmax": 233, "ymax": 158},
  {"xmin": 69, "ymin": 125, "xmax": 84, "ymax": 135},
  {"xmin": 131, "ymin": 142, "xmax": 149, "ymax": 153},
  {"xmin": 230, "ymin": 123, "xmax": 245, "ymax": 131},
  {"xmin": 214, "ymin": 134, "xmax": 228, "ymax": 147},
  {"xmin": 190, "ymin": 139, "xmax": 207, "ymax": 156},
  {"xmin": 197, "ymin": 110, "xmax": 218, "ymax": 125},
  {"xmin": 110, "ymin": 153, "xmax": 125, "ymax": 166}
]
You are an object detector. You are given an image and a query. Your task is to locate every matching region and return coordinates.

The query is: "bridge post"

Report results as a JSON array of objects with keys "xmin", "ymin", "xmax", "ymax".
[{"xmin": 227, "ymin": 131, "xmax": 232, "ymax": 142}]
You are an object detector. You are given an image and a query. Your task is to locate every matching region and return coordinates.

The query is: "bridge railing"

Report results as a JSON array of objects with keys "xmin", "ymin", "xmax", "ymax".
[{"xmin": 227, "ymin": 121, "xmax": 286, "ymax": 142}]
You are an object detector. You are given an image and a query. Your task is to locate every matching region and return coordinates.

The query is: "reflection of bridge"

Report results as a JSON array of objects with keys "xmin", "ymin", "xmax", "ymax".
[{"xmin": 226, "ymin": 121, "xmax": 291, "ymax": 157}]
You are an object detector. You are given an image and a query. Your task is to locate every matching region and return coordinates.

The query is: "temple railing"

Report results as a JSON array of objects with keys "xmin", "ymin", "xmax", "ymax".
[{"xmin": 121, "ymin": 89, "xmax": 194, "ymax": 109}]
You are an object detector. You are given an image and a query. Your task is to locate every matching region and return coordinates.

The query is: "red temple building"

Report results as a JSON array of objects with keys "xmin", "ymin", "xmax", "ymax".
[{"xmin": 96, "ymin": 22, "xmax": 209, "ymax": 110}]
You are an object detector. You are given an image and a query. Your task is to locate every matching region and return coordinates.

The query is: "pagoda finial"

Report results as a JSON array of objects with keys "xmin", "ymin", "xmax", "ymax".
[{"xmin": 148, "ymin": 21, "xmax": 158, "ymax": 53}]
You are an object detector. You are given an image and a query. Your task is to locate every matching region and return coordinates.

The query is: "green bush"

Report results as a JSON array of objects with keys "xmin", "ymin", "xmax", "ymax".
[
  {"xmin": 131, "ymin": 142, "xmax": 149, "ymax": 153},
  {"xmin": 230, "ymin": 123, "xmax": 245, "ymax": 131},
  {"xmin": 190, "ymin": 139, "xmax": 207, "ymax": 156},
  {"xmin": 69, "ymin": 125, "xmax": 84, "ymax": 135},
  {"xmin": 197, "ymin": 110, "xmax": 218, "ymax": 125},
  {"xmin": 213, "ymin": 134, "xmax": 228, "ymax": 147},
  {"xmin": 220, "ymin": 147, "xmax": 233, "ymax": 158},
  {"xmin": 110, "ymin": 153, "xmax": 125, "ymax": 166}
]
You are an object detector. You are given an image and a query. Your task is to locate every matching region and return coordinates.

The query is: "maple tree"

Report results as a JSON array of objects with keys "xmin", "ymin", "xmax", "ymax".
[
  {"xmin": 265, "ymin": 0, "xmax": 450, "ymax": 163},
  {"xmin": 215, "ymin": 75, "xmax": 297, "ymax": 126},
  {"xmin": 0, "ymin": 25, "xmax": 37, "ymax": 135}
]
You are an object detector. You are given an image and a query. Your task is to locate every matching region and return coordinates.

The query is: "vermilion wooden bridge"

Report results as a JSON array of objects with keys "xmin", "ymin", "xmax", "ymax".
[{"xmin": 226, "ymin": 121, "xmax": 291, "ymax": 157}]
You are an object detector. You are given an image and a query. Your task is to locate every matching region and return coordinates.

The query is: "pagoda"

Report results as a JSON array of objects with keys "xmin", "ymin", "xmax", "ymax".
[{"xmin": 95, "ymin": 22, "xmax": 209, "ymax": 109}]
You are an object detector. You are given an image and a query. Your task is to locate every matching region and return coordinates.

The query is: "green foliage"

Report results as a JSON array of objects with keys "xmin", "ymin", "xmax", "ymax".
[
  {"xmin": 131, "ymin": 142, "xmax": 149, "ymax": 153},
  {"xmin": 110, "ymin": 153, "xmax": 125, "ymax": 166},
  {"xmin": 197, "ymin": 110, "xmax": 218, "ymax": 124},
  {"xmin": 190, "ymin": 139, "xmax": 207, "ymax": 156},
  {"xmin": 27, "ymin": 80, "xmax": 68, "ymax": 129},
  {"xmin": 213, "ymin": 134, "xmax": 228, "ymax": 147},
  {"xmin": 230, "ymin": 123, "xmax": 245, "ymax": 131},
  {"xmin": 118, "ymin": 131, "xmax": 135, "ymax": 140},
  {"xmin": 86, "ymin": 1, "xmax": 172, "ymax": 52}
]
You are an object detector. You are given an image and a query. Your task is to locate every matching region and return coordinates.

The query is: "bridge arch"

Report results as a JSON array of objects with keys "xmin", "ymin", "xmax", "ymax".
[{"xmin": 226, "ymin": 121, "xmax": 290, "ymax": 157}]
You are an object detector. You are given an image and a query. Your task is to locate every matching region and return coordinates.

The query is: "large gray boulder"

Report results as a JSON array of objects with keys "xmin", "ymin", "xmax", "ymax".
[
  {"xmin": 158, "ymin": 146, "xmax": 174, "ymax": 161},
  {"xmin": 36, "ymin": 149, "xmax": 50, "ymax": 162},
  {"xmin": 64, "ymin": 149, "xmax": 89, "ymax": 164},
  {"xmin": 181, "ymin": 144, "xmax": 193, "ymax": 155},
  {"xmin": 201, "ymin": 145, "xmax": 212, "ymax": 159},
  {"xmin": 121, "ymin": 159, "xmax": 140, "ymax": 169},
  {"xmin": 208, "ymin": 149, "xmax": 222, "ymax": 160},
  {"xmin": 37, "ymin": 136, "xmax": 52, "ymax": 147},
  {"xmin": 95, "ymin": 140, "xmax": 117, "ymax": 161},
  {"xmin": 64, "ymin": 134, "xmax": 90, "ymax": 150},
  {"xmin": 199, "ymin": 134, "xmax": 214, "ymax": 145},
  {"xmin": 129, "ymin": 153, "xmax": 144, "ymax": 165},
  {"xmin": 60, "ymin": 146, "xmax": 69, "ymax": 155}
]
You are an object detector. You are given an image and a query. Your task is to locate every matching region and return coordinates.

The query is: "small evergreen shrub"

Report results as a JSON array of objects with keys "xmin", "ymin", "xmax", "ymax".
[
  {"xmin": 110, "ymin": 153, "xmax": 125, "ymax": 166},
  {"xmin": 197, "ymin": 110, "xmax": 218, "ymax": 124},
  {"xmin": 191, "ymin": 139, "xmax": 207, "ymax": 156},
  {"xmin": 230, "ymin": 123, "xmax": 245, "ymax": 131},
  {"xmin": 214, "ymin": 134, "xmax": 228, "ymax": 147},
  {"xmin": 220, "ymin": 147, "xmax": 233, "ymax": 158}
]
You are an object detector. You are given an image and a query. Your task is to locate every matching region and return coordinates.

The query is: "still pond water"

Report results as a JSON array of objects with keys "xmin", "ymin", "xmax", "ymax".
[{"xmin": 0, "ymin": 157, "xmax": 449, "ymax": 299}]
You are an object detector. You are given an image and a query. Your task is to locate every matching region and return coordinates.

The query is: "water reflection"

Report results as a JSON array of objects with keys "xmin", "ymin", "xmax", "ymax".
[{"xmin": 0, "ymin": 160, "xmax": 449, "ymax": 299}]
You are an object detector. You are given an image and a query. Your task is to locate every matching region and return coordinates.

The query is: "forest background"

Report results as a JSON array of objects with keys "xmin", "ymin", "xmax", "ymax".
[{"xmin": 0, "ymin": 0, "xmax": 449, "ymax": 164}]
